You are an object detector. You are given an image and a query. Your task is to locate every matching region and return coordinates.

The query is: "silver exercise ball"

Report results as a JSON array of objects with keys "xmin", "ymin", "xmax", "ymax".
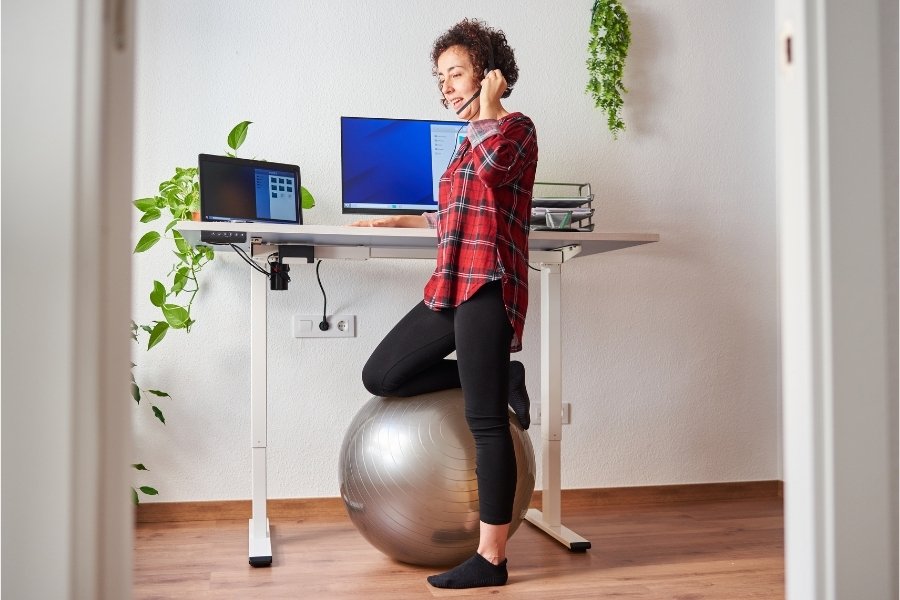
[{"xmin": 339, "ymin": 388, "xmax": 536, "ymax": 567}]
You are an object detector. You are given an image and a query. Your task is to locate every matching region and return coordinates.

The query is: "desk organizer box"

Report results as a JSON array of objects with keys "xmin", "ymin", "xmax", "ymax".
[{"xmin": 530, "ymin": 182, "xmax": 596, "ymax": 232}]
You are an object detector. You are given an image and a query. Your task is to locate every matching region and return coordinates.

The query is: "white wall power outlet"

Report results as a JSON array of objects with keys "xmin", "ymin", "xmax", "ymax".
[{"xmin": 292, "ymin": 314, "xmax": 356, "ymax": 338}]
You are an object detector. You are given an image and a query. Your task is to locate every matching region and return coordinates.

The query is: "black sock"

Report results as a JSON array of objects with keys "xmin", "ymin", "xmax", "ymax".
[
  {"xmin": 426, "ymin": 553, "xmax": 508, "ymax": 589},
  {"xmin": 509, "ymin": 360, "xmax": 530, "ymax": 430}
]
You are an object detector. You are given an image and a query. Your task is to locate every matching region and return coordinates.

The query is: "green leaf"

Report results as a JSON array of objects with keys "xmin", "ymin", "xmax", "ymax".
[
  {"xmin": 161, "ymin": 304, "xmax": 190, "ymax": 329},
  {"xmin": 134, "ymin": 231, "xmax": 161, "ymax": 253},
  {"xmin": 147, "ymin": 321, "xmax": 169, "ymax": 350},
  {"xmin": 131, "ymin": 383, "xmax": 140, "ymax": 404},
  {"xmin": 172, "ymin": 268, "xmax": 189, "ymax": 294},
  {"xmin": 159, "ymin": 180, "xmax": 179, "ymax": 196},
  {"xmin": 132, "ymin": 463, "xmax": 148, "ymax": 471},
  {"xmin": 164, "ymin": 219, "xmax": 179, "ymax": 233},
  {"xmin": 186, "ymin": 190, "xmax": 200, "ymax": 213},
  {"xmin": 148, "ymin": 390, "xmax": 170, "ymax": 397},
  {"xmin": 173, "ymin": 251, "xmax": 190, "ymax": 266},
  {"xmin": 132, "ymin": 488, "xmax": 139, "ymax": 505},
  {"xmin": 133, "ymin": 197, "xmax": 157, "ymax": 211},
  {"xmin": 139, "ymin": 486, "xmax": 159, "ymax": 496},
  {"xmin": 140, "ymin": 208, "xmax": 161, "ymax": 223},
  {"xmin": 301, "ymin": 186, "xmax": 315, "ymax": 210},
  {"xmin": 227, "ymin": 121, "xmax": 253, "ymax": 152},
  {"xmin": 173, "ymin": 231, "xmax": 191, "ymax": 255},
  {"xmin": 150, "ymin": 280, "xmax": 166, "ymax": 307},
  {"xmin": 152, "ymin": 405, "xmax": 166, "ymax": 425}
]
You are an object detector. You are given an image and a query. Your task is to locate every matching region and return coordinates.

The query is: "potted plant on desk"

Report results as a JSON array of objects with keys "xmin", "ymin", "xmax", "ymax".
[{"xmin": 129, "ymin": 121, "xmax": 315, "ymax": 502}]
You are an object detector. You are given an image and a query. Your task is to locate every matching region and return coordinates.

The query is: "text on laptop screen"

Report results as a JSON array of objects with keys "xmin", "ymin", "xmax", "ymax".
[{"xmin": 341, "ymin": 116, "xmax": 467, "ymax": 215}]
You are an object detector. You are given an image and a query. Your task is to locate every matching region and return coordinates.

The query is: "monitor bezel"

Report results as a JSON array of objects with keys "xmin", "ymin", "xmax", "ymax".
[{"xmin": 198, "ymin": 153, "xmax": 302, "ymax": 225}]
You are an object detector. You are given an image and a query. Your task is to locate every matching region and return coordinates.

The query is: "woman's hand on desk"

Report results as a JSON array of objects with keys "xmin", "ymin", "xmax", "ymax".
[{"xmin": 348, "ymin": 215, "xmax": 429, "ymax": 228}]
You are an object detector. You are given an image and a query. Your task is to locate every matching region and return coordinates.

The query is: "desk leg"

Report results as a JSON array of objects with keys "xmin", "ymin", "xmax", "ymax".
[
  {"xmin": 248, "ymin": 266, "xmax": 272, "ymax": 566},
  {"xmin": 524, "ymin": 262, "xmax": 591, "ymax": 551}
]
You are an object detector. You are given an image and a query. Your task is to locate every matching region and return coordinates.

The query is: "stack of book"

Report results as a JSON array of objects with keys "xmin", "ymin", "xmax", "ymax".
[{"xmin": 530, "ymin": 182, "xmax": 595, "ymax": 232}]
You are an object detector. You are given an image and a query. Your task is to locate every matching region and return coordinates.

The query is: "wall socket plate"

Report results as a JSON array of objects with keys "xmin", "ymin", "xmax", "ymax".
[
  {"xmin": 533, "ymin": 402, "xmax": 571, "ymax": 426},
  {"xmin": 292, "ymin": 314, "xmax": 356, "ymax": 338}
]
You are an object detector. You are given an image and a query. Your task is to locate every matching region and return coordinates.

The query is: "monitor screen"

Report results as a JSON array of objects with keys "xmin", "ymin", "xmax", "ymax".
[
  {"xmin": 199, "ymin": 154, "xmax": 302, "ymax": 224},
  {"xmin": 341, "ymin": 116, "xmax": 467, "ymax": 215}
]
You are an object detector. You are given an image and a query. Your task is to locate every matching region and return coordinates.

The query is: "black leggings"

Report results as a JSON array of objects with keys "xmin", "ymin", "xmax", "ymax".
[{"xmin": 361, "ymin": 280, "xmax": 516, "ymax": 525}]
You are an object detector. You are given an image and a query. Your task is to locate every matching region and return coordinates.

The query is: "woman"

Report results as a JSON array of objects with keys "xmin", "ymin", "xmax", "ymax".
[{"xmin": 351, "ymin": 18, "xmax": 538, "ymax": 589}]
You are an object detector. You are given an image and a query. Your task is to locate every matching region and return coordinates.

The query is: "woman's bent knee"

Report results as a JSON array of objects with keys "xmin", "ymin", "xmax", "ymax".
[
  {"xmin": 362, "ymin": 359, "xmax": 400, "ymax": 397},
  {"xmin": 361, "ymin": 361, "xmax": 385, "ymax": 396}
]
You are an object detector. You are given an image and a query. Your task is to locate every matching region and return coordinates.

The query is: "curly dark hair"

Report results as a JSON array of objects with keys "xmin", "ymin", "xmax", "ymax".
[{"xmin": 431, "ymin": 18, "xmax": 519, "ymax": 110}]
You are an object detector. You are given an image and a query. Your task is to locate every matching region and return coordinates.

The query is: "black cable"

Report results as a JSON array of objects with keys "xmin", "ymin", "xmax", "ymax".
[
  {"xmin": 527, "ymin": 263, "xmax": 542, "ymax": 272},
  {"xmin": 315, "ymin": 259, "xmax": 328, "ymax": 330},
  {"xmin": 230, "ymin": 243, "xmax": 269, "ymax": 276},
  {"xmin": 444, "ymin": 123, "xmax": 468, "ymax": 172}
]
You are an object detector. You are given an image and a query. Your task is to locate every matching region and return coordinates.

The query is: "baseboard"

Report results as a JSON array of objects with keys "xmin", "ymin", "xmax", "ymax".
[
  {"xmin": 134, "ymin": 497, "xmax": 347, "ymax": 523},
  {"xmin": 530, "ymin": 480, "xmax": 783, "ymax": 512},
  {"xmin": 135, "ymin": 480, "xmax": 783, "ymax": 524}
]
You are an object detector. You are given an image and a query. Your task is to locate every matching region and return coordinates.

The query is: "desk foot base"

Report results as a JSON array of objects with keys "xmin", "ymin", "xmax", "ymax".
[
  {"xmin": 249, "ymin": 555, "xmax": 272, "ymax": 568},
  {"xmin": 524, "ymin": 508, "xmax": 591, "ymax": 552},
  {"xmin": 249, "ymin": 518, "xmax": 272, "ymax": 567}
]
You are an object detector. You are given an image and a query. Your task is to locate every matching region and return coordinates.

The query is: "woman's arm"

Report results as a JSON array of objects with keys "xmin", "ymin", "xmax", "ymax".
[
  {"xmin": 468, "ymin": 116, "xmax": 537, "ymax": 189},
  {"xmin": 348, "ymin": 214, "xmax": 430, "ymax": 227}
]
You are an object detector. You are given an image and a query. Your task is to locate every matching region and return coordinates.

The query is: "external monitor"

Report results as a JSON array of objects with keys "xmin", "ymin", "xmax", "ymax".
[
  {"xmin": 340, "ymin": 116, "xmax": 467, "ymax": 215},
  {"xmin": 199, "ymin": 154, "xmax": 302, "ymax": 224}
]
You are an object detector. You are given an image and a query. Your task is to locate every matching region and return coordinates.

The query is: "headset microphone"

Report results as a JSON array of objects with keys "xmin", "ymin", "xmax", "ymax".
[{"xmin": 455, "ymin": 91, "xmax": 480, "ymax": 115}]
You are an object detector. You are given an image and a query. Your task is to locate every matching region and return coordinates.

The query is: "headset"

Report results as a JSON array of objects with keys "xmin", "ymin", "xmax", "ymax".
[{"xmin": 454, "ymin": 34, "xmax": 496, "ymax": 116}]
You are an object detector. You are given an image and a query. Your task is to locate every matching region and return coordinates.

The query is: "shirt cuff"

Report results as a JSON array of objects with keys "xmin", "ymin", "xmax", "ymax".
[
  {"xmin": 467, "ymin": 119, "xmax": 500, "ymax": 149},
  {"xmin": 423, "ymin": 211, "xmax": 438, "ymax": 228}
]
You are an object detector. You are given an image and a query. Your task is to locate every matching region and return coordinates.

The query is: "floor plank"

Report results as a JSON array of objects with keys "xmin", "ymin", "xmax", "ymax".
[{"xmin": 134, "ymin": 496, "xmax": 784, "ymax": 599}]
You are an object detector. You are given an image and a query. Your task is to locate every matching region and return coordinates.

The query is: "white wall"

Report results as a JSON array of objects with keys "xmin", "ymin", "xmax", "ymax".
[{"xmin": 131, "ymin": 0, "xmax": 778, "ymax": 502}]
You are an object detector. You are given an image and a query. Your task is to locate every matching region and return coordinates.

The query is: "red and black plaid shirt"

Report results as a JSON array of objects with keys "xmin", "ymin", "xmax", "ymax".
[{"xmin": 423, "ymin": 112, "xmax": 538, "ymax": 352}]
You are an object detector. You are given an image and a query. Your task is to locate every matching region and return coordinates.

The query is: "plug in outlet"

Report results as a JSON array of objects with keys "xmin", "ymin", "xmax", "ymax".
[
  {"xmin": 533, "ymin": 402, "xmax": 571, "ymax": 426},
  {"xmin": 292, "ymin": 314, "xmax": 356, "ymax": 338}
]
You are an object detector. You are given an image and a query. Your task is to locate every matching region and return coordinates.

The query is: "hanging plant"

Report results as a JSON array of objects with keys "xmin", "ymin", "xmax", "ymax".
[{"xmin": 585, "ymin": 0, "xmax": 632, "ymax": 138}]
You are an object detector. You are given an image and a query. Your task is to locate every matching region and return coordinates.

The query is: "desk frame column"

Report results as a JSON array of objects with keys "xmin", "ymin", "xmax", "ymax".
[
  {"xmin": 248, "ymin": 261, "xmax": 272, "ymax": 566},
  {"xmin": 524, "ymin": 247, "xmax": 591, "ymax": 551}
]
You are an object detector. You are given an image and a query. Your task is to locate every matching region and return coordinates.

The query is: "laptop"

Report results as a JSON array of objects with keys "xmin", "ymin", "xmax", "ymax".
[{"xmin": 198, "ymin": 154, "xmax": 302, "ymax": 224}]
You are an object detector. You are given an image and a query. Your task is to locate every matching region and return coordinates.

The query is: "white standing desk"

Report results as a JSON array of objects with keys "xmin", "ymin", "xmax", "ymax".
[{"xmin": 179, "ymin": 222, "xmax": 659, "ymax": 566}]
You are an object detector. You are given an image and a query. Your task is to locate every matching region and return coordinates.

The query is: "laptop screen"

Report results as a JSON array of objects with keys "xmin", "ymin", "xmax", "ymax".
[
  {"xmin": 340, "ymin": 116, "xmax": 467, "ymax": 215},
  {"xmin": 199, "ymin": 154, "xmax": 302, "ymax": 224}
]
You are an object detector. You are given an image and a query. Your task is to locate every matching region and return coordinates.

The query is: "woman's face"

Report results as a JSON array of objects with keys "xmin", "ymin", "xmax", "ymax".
[{"xmin": 437, "ymin": 45, "xmax": 480, "ymax": 120}]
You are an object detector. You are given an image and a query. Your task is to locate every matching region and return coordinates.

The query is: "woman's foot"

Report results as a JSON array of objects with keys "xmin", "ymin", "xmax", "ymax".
[
  {"xmin": 426, "ymin": 553, "xmax": 508, "ymax": 589},
  {"xmin": 509, "ymin": 361, "xmax": 530, "ymax": 430}
]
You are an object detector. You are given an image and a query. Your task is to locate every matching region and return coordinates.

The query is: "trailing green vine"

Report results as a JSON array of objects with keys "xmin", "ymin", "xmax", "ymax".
[
  {"xmin": 585, "ymin": 0, "xmax": 632, "ymax": 138},
  {"xmin": 130, "ymin": 121, "xmax": 251, "ymax": 504},
  {"xmin": 129, "ymin": 122, "xmax": 316, "ymax": 503}
]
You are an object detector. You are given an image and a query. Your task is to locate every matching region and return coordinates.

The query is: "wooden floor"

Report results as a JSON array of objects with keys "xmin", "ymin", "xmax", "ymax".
[{"xmin": 134, "ymin": 495, "xmax": 784, "ymax": 599}]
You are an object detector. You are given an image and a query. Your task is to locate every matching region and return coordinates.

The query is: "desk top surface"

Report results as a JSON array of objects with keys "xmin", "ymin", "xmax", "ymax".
[{"xmin": 177, "ymin": 221, "xmax": 659, "ymax": 257}]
